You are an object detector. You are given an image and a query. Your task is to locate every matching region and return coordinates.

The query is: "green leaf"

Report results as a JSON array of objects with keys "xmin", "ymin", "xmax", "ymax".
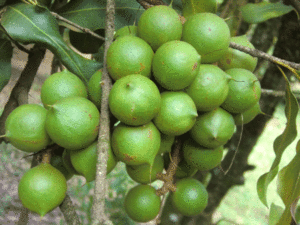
[
  {"xmin": 269, "ymin": 203, "xmax": 284, "ymax": 225},
  {"xmin": 257, "ymin": 68, "xmax": 299, "ymax": 207},
  {"xmin": 277, "ymin": 140, "xmax": 300, "ymax": 206},
  {"xmin": 241, "ymin": 2, "xmax": 294, "ymax": 24},
  {"xmin": 182, "ymin": 0, "xmax": 217, "ymax": 18},
  {"xmin": 58, "ymin": 0, "xmax": 144, "ymax": 31},
  {"xmin": 276, "ymin": 140, "xmax": 300, "ymax": 224},
  {"xmin": 277, "ymin": 207, "xmax": 293, "ymax": 225},
  {"xmin": 1, "ymin": 3, "xmax": 101, "ymax": 82},
  {"xmin": 0, "ymin": 39, "xmax": 12, "ymax": 92}
]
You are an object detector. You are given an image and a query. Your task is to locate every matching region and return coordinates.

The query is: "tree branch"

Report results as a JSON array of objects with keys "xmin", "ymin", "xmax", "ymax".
[
  {"xmin": 136, "ymin": 0, "xmax": 153, "ymax": 9},
  {"xmin": 91, "ymin": 0, "xmax": 115, "ymax": 224},
  {"xmin": 143, "ymin": 0, "xmax": 166, "ymax": 5},
  {"xmin": 59, "ymin": 195, "xmax": 81, "ymax": 225},
  {"xmin": 50, "ymin": 12, "xmax": 105, "ymax": 41},
  {"xmin": 156, "ymin": 139, "xmax": 181, "ymax": 196},
  {"xmin": 136, "ymin": 0, "xmax": 166, "ymax": 9},
  {"xmin": 155, "ymin": 138, "xmax": 182, "ymax": 224},
  {"xmin": 230, "ymin": 42, "xmax": 300, "ymax": 70}
]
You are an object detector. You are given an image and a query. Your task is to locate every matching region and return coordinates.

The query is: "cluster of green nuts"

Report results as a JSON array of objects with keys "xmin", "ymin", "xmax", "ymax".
[
  {"xmin": 107, "ymin": 5, "xmax": 261, "ymax": 222},
  {"xmin": 2, "ymin": 4, "xmax": 262, "ymax": 223},
  {"xmin": 3, "ymin": 68, "xmax": 118, "ymax": 217}
]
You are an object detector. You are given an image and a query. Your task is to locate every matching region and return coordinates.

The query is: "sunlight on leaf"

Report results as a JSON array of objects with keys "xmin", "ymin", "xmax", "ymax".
[
  {"xmin": 241, "ymin": 2, "xmax": 293, "ymax": 24},
  {"xmin": 257, "ymin": 67, "xmax": 298, "ymax": 207},
  {"xmin": 277, "ymin": 207, "xmax": 294, "ymax": 225},
  {"xmin": 182, "ymin": 0, "xmax": 217, "ymax": 18},
  {"xmin": 277, "ymin": 141, "xmax": 300, "ymax": 206},
  {"xmin": 269, "ymin": 203, "xmax": 284, "ymax": 225},
  {"xmin": 1, "ymin": 3, "xmax": 101, "ymax": 82},
  {"xmin": 0, "ymin": 39, "xmax": 12, "ymax": 92},
  {"xmin": 276, "ymin": 139, "xmax": 300, "ymax": 224}
]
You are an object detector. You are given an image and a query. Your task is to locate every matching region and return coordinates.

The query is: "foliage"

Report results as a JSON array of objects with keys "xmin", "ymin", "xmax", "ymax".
[{"xmin": 240, "ymin": 2, "xmax": 294, "ymax": 24}]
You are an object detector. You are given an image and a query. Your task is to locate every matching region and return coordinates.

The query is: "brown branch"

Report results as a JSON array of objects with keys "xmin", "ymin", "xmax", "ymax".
[
  {"xmin": 262, "ymin": 89, "xmax": 286, "ymax": 97},
  {"xmin": 229, "ymin": 42, "xmax": 300, "ymax": 70},
  {"xmin": 136, "ymin": 0, "xmax": 153, "ymax": 9},
  {"xmin": 143, "ymin": 0, "xmax": 166, "ymax": 5},
  {"xmin": 91, "ymin": 0, "xmax": 115, "ymax": 224},
  {"xmin": 136, "ymin": 0, "xmax": 166, "ymax": 9},
  {"xmin": 155, "ymin": 138, "xmax": 182, "ymax": 224},
  {"xmin": 261, "ymin": 88, "xmax": 300, "ymax": 98},
  {"xmin": 50, "ymin": 12, "xmax": 105, "ymax": 41},
  {"xmin": 220, "ymin": 0, "xmax": 233, "ymax": 19},
  {"xmin": 156, "ymin": 139, "xmax": 182, "ymax": 196},
  {"xmin": 59, "ymin": 195, "xmax": 81, "ymax": 225}
]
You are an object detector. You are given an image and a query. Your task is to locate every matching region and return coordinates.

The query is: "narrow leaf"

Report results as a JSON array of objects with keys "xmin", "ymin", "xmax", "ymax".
[
  {"xmin": 241, "ymin": 2, "xmax": 294, "ymax": 24},
  {"xmin": 277, "ymin": 207, "xmax": 293, "ymax": 225},
  {"xmin": 269, "ymin": 203, "xmax": 284, "ymax": 225},
  {"xmin": 276, "ymin": 139, "xmax": 300, "ymax": 224},
  {"xmin": 257, "ymin": 67, "xmax": 298, "ymax": 207},
  {"xmin": 1, "ymin": 3, "xmax": 101, "ymax": 82},
  {"xmin": 0, "ymin": 38, "xmax": 12, "ymax": 92},
  {"xmin": 277, "ymin": 142, "xmax": 300, "ymax": 207},
  {"xmin": 182, "ymin": 0, "xmax": 217, "ymax": 18},
  {"xmin": 58, "ymin": 0, "xmax": 144, "ymax": 31}
]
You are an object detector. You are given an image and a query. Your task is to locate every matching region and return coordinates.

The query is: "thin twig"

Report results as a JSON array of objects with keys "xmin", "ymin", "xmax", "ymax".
[
  {"xmin": 220, "ymin": 0, "xmax": 233, "ymax": 18},
  {"xmin": 50, "ymin": 12, "xmax": 105, "ymax": 41},
  {"xmin": 91, "ymin": 0, "xmax": 115, "ymax": 224},
  {"xmin": 155, "ymin": 192, "xmax": 169, "ymax": 225},
  {"xmin": 230, "ymin": 42, "xmax": 300, "ymax": 70},
  {"xmin": 262, "ymin": 89, "xmax": 287, "ymax": 97}
]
